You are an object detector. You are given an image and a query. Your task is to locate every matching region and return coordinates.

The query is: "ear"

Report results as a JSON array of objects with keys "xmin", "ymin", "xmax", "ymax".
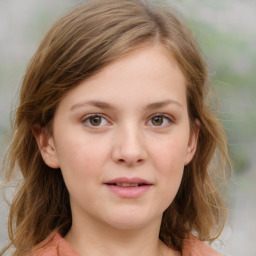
[
  {"xmin": 32, "ymin": 125, "xmax": 60, "ymax": 169},
  {"xmin": 184, "ymin": 119, "xmax": 200, "ymax": 166}
]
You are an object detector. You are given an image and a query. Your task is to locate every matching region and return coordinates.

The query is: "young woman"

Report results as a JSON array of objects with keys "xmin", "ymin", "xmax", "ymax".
[{"xmin": 1, "ymin": 0, "xmax": 230, "ymax": 255}]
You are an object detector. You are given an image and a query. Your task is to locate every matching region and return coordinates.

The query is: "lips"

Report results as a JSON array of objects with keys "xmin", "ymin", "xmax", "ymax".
[
  {"xmin": 115, "ymin": 183, "xmax": 141, "ymax": 187},
  {"xmin": 104, "ymin": 177, "xmax": 152, "ymax": 198}
]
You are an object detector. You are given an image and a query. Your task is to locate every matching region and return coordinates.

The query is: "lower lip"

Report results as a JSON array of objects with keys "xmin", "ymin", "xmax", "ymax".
[{"xmin": 104, "ymin": 184, "xmax": 152, "ymax": 198}]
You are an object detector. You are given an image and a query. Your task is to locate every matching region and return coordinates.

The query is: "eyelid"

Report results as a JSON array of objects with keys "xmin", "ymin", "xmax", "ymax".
[
  {"xmin": 81, "ymin": 113, "xmax": 111, "ymax": 128},
  {"xmin": 146, "ymin": 113, "xmax": 174, "ymax": 127},
  {"xmin": 80, "ymin": 113, "xmax": 174, "ymax": 129}
]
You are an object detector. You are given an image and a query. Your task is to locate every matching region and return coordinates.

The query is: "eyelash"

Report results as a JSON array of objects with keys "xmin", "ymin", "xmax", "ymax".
[
  {"xmin": 146, "ymin": 113, "xmax": 174, "ymax": 127},
  {"xmin": 81, "ymin": 114, "xmax": 110, "ymax": 128},
  {"xmin": 81, "ymin": 113, "xmax": 174, "ymax": 128}
]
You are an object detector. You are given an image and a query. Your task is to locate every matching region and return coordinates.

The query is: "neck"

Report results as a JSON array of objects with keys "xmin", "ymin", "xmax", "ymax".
[{"xmin": 65, "ymin": 214, "xmax": 172, "ymax": 256}]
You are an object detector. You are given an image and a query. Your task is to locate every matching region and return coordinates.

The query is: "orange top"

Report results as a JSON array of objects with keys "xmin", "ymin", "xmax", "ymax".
[{"xmin": 32, "ymin": 232, "xmax": 223, "ymax": 256}]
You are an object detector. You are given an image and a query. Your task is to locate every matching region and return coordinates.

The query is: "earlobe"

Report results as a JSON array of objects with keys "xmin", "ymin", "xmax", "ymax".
[
  {"xmin": 184, "ymin": 119, "xmax": 200, "ymax": 166},
  {"xmin": 32, "ymin": 125, "xmax": 60, "ymax": 169}
]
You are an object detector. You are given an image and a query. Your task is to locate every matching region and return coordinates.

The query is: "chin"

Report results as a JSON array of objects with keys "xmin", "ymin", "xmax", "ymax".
[{"xmin": 103, "ymin": 211, "xmax": 161, "ymax": 230}]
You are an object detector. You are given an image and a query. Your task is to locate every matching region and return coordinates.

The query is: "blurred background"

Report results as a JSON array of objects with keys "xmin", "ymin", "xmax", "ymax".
[{"xmin": 0, "ymin": 0, "xmax": 255, "ymax": 255}]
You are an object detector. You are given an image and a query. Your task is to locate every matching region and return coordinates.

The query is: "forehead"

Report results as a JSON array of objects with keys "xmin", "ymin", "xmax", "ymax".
[{"xmin": 56, "ymin": 44, "xmax": 187, "ymax": 112}]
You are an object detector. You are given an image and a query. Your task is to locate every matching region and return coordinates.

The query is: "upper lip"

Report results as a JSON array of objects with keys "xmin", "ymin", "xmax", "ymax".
[{"xmin": 104, "ymin": 177, "xmax": 152, "ymax": 185}]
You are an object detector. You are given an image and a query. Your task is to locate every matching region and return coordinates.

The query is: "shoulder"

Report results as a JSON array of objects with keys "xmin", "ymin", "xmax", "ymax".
[
  {"xmin": 31, "ymin": 232, "xmax": 80, "ymax": 256},
  {"xmin": 182, "ymin": 234, "xmax": 224, "ymax": 256}
]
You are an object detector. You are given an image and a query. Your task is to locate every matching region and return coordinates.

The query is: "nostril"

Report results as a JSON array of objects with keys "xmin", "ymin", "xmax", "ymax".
[{"xmin": 116, "ymin": 158, "xmax": 144, "ymax": 165}]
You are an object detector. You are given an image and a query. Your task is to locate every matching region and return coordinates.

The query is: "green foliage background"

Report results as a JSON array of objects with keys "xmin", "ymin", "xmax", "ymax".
[{"xmin": 172, "ymin": 0, "xmax": 256, "ymax": 173}]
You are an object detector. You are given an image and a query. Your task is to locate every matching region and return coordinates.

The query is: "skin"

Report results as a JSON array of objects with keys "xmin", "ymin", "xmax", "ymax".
[{"xmin": 35, "ymin": 44, "xmax": 199, "ymax": 256}]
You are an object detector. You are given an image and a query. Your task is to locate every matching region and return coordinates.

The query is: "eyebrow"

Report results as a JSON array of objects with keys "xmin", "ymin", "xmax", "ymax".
[
  {"xmin": 144, "ymin": 99, "xmax": 183, "ymax": 111},
  {"xmin": 70, "ymin": 100, "xmax": 116, "ymax": 111},
  {"xmin": 69, "ymin": 99, "xmax": 183, "ymax": 112}
]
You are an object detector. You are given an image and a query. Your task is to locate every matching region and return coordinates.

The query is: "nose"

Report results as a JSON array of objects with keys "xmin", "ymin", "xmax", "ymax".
[{"xmin": 111, "ymin": 124, "xmax": 147, "ymax": 167}]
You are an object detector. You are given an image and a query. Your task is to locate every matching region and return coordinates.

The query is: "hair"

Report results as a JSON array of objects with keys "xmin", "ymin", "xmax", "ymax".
[{"xmin": 1, "ymin": 0, "xmax": 231, "ymax": 255}]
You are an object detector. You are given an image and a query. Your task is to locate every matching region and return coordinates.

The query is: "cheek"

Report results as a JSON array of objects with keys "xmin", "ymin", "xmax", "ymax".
[
  {"xmin": 150, "ymin": 138, "xmax": 188, "ymax": 173},
  {"xmin": 54, "ymin": 134, "xmax": 111, "ymax": 182},
  {"xmin": 156, "ymin": 145, "xmax": 185, "ymax": 189},
  {"xmin": 149, "ymin": 138, "xmax": 187, "ymax": 205},
  {"xmin": 55, "ymin": 137, "xmax": 111, "ymax": 208}
]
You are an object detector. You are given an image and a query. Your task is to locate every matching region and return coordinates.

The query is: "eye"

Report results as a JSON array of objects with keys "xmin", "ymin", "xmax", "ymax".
[
  {"xmin": 147, "ymin": 114, "xmax": 173, "ymax": 127},
  {"xmin": 82, "ymin": 114, "xmax": 110, "ymax": 127}
]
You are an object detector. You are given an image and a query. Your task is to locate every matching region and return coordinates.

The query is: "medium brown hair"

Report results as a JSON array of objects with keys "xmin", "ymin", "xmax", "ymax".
[{"xmin": 1, "ymin": 0, "xmax": 230, "ymax": 255}]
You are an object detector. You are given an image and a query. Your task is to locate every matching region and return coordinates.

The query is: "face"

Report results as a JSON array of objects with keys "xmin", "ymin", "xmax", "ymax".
[{"xmin": 36, "ymin": 44, "xmax": 199, "ymax": 231}]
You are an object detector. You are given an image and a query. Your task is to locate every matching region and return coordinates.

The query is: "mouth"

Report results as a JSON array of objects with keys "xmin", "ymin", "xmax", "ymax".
[
  {"xmin": 104, "ymin": 177, "xmax": 153, "ymax": 198},
  {"xmin": 105, "ymin": 182, "xmax": 150, "ymax": 187},
  {"xmin": 104, "ymin": 177, "xmax": 152, "ymax": 186}
]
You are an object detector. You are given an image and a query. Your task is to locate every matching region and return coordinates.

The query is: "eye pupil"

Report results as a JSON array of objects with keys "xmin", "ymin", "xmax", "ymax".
[
  {"xmin": 152, "ymin": 116, "xmax": 163, "ymax": 126},
  {"xmin": 90, "ymin": 116, "xmax": 102, "ymax": 126}
]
